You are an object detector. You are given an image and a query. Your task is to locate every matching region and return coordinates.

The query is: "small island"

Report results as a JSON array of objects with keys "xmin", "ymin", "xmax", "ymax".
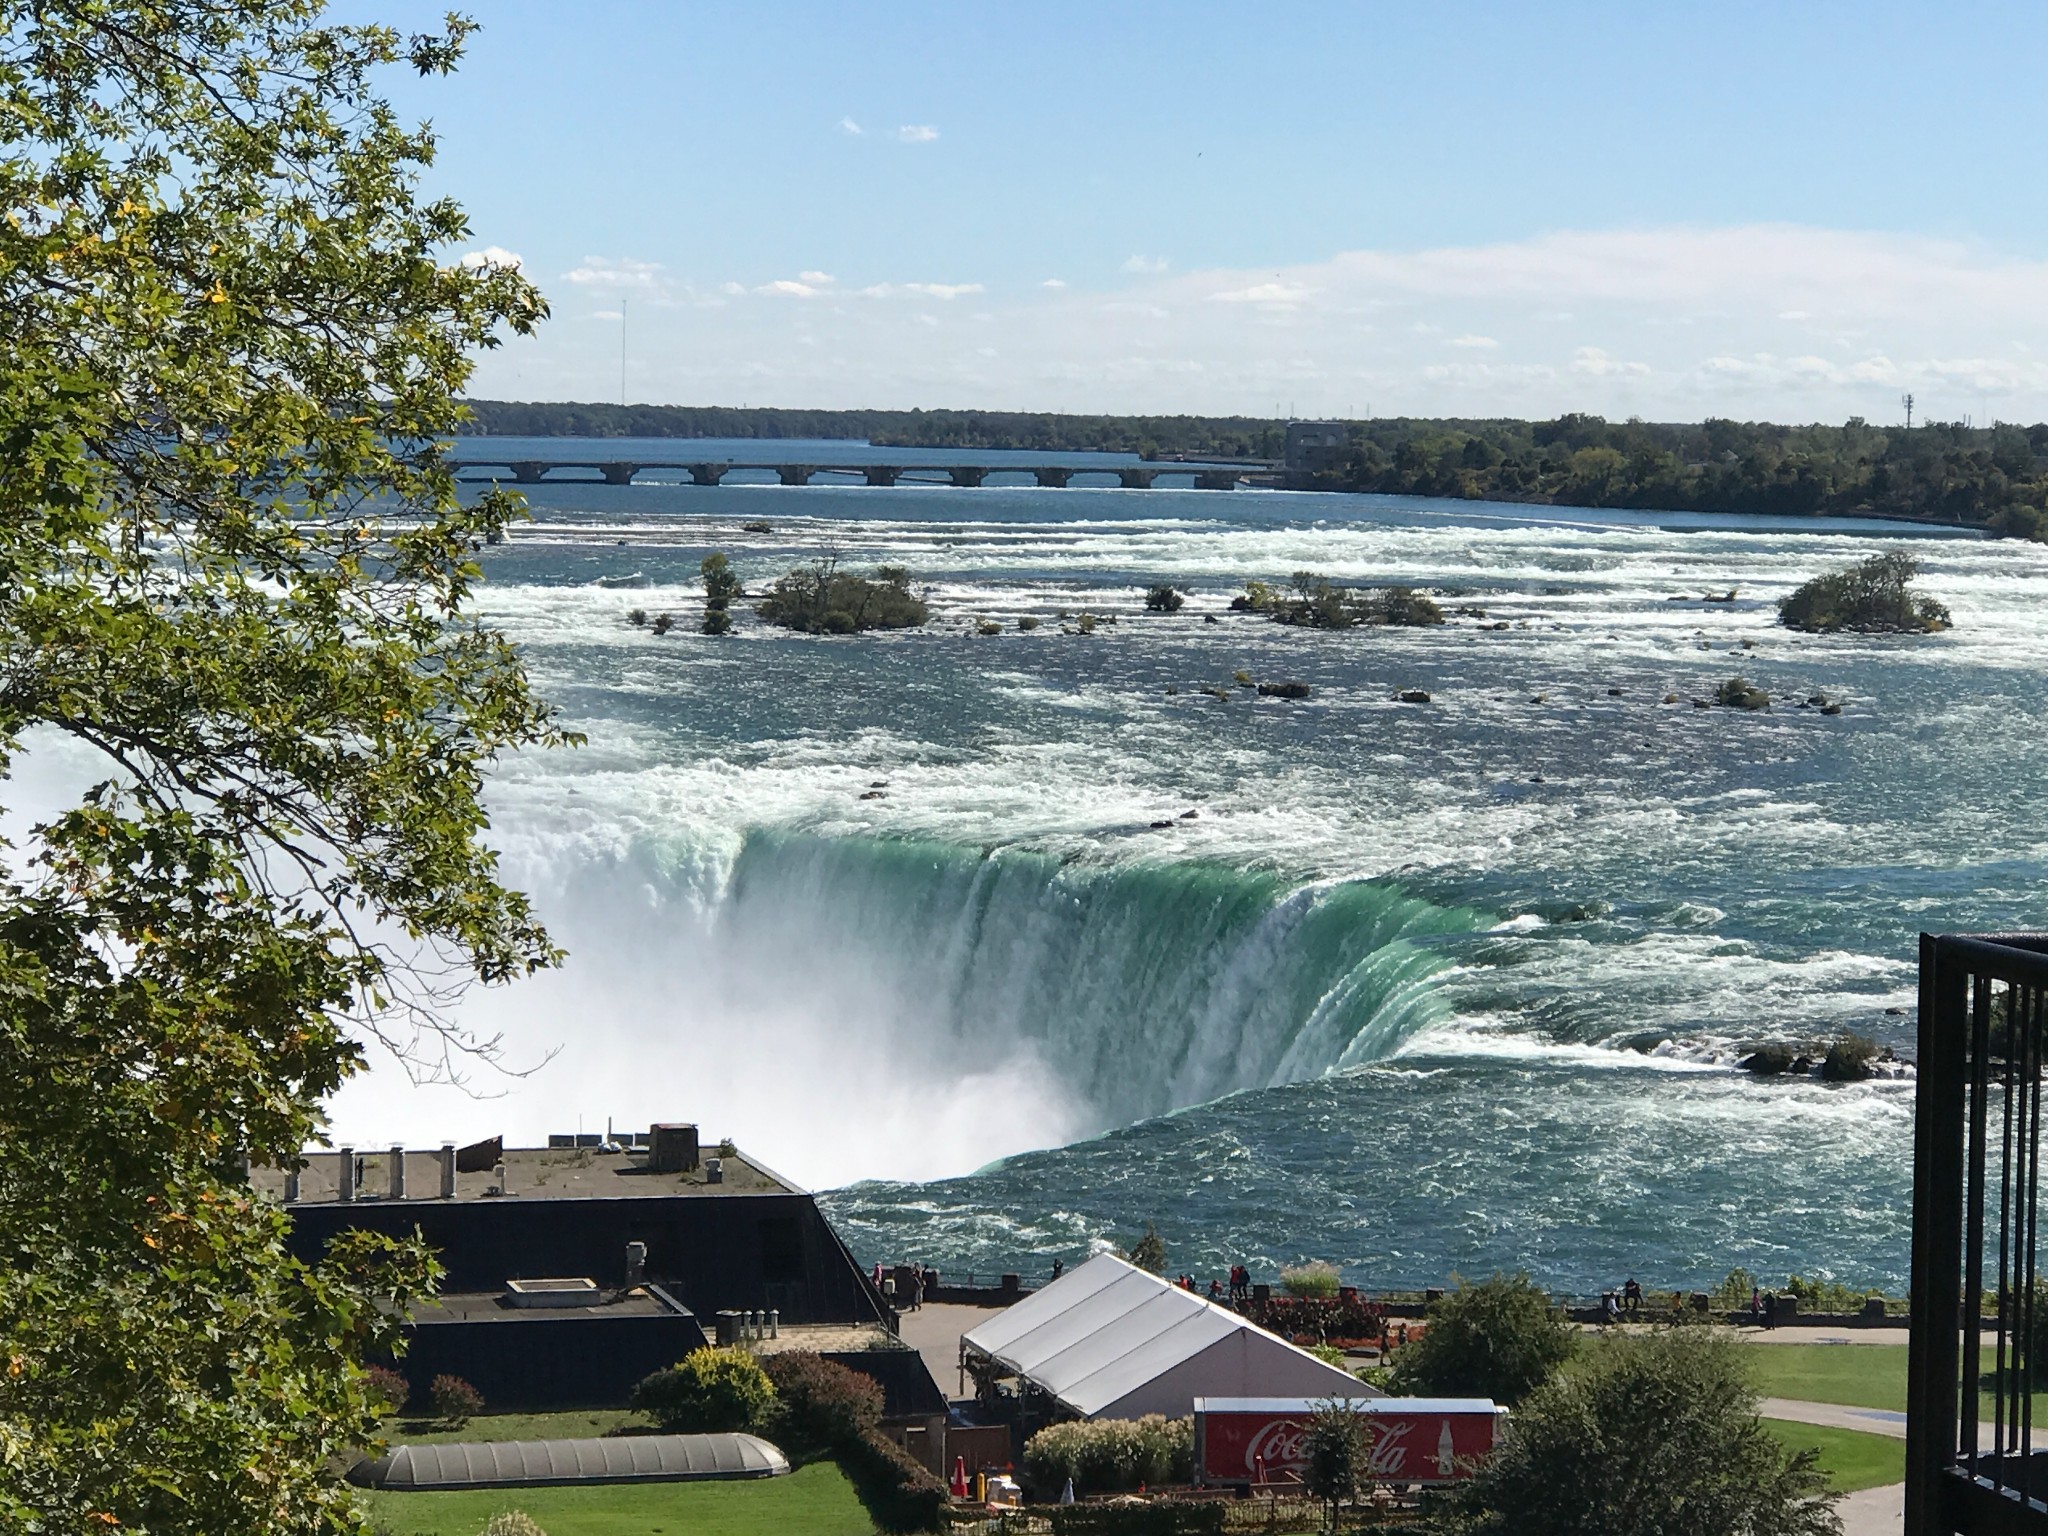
[
  {"xmin": 754, "ymin": 559, "xmax": 930, "ymax": 634},
  {"xmin": 1230, "ymin": 573, "xmax": 1447, "ymax": 629},
  {"xmin": 1778, "ymin": 552, "xmax": 1951, "ymax": 634}
]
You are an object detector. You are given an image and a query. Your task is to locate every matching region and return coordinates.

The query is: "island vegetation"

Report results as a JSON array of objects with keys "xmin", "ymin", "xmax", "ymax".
[
  {"xmin": 754, "ymin": 558, "xmax": 930, "ymax": 634},
  {"xmin": 1777, "ymin": 551, "xmax": 1952, "ymax": 633},
  {"xmin": 1231, "ymin": 573, "xmax": 1448, "ymax": 629}
]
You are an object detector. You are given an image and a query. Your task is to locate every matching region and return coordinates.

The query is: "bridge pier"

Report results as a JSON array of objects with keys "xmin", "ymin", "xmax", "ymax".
[
  {"xmin": 948, "ymin": 467, "xmax": 987, "ymax": 488},
  {"xmin": 776, "ymin": 465, "xmax": 816, "ymax": 486},
  {"xmin": 509, "ymin": 461, "xmax": 550, "ymax": 485},
  {"xmin": 864, "ymin": 467, "xmax": 901, "ymax": 487},
  {"xmin": 599, "ymin": 462, "xmax": 640, "ymax": 486},
  {"xmin": 1194, "ymin": 471, "xmax": 1239, "ymax": 491},
  {"xmin": 689, "ymin": 463, "xmax": 730, "ymax": 486},
  {"xmin": 1117, "ymin": 467, "xmax": 1160, "ymax": 489},
  {"xmin": 1033, "ymin": 467, "xmax": 1073, "ymax": 488}
]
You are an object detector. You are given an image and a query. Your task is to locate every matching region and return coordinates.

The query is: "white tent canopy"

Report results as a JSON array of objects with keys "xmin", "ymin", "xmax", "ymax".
[{"xmin": 962, "ymin": 1253, "xmax": 1378, "ymax": 1420}]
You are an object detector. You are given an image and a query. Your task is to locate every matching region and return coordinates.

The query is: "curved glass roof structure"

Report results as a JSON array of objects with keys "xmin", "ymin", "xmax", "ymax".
[{"xmin": 350, "ymin": 1432, "xmax": 789, "ymax": 1490}]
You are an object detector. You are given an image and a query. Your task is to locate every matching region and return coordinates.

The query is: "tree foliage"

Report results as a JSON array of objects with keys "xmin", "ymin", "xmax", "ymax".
[
  {"xmin": 755, "ymin": 558, "xmax": 929, "ymax": 634},
  {"xmin": 1230, "ymin": 573, "xmax": 1444, "ymax": 629},
  {"xmin": 1125, "ymin": 1223, "xmax": 1168, "ymax": 1275},
  {"xmin": 1439, "ymin": 1330, "xmax": 1838, "ymax": 1536},
  {"xmin": 631, "ymin": 1347, "xmax": 777, "ymax": 1434},
  {"xmin": 1387, "ymin": 1272, "xmax": 1575, "ymax": 1406},
  {"xmin": 0, "ymin": 3, "xmax": 567, "ymax": 1531},
  {"xmin": 1301, "ymin": 1401, "xmax": 1368, "ymax": 1532},
  {"xmin": 1777, "ymin": 552, "xmax": 1951, "ymax": 633}
]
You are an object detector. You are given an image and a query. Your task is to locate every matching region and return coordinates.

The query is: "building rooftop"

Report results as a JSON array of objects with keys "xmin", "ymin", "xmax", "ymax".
[
  {"xmin": 412, "ymin": 1287, "xmax": 685, "ymax": 1323},
  {"xmin": 248, "ymin": 1129, "xmax": 795, "ymax": 1206}
]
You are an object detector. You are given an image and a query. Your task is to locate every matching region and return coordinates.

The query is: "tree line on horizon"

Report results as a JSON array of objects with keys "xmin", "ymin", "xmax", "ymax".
[{"xmin": 462, "ymin": 399, "xmax": 2048, "ymax": 535}]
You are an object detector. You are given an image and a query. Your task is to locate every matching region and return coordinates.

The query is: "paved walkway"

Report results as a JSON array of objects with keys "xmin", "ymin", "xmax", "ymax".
[
  {"xmin": 895, "ymin": 1301, "xmax": 1001, "ymax": 1401},
  {"xmin": 1762, "ymin": 1398, "xmax": 1908, "ymax": 1438},
  {"xmin": 1835, "ymin": 1482, "xmax": 1902, "ymax": 1536}
]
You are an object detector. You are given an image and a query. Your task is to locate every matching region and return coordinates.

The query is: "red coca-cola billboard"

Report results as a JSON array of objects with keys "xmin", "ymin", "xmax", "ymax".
[{"xmin": 1194, "ymin": 1397, "xmax": 1504, "ymax": 1488}]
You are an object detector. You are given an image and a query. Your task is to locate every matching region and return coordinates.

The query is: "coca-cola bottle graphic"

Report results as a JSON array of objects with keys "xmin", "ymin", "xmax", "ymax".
[{"xmin": 1434, "ymin": 1419, "xmax": 1456, "ymax": 1477}]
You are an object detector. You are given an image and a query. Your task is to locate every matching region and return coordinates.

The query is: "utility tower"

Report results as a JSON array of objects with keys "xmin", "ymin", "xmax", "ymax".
[{"xmin": 1901, "ymin": 392, "xmax": 1914, "ymax": 430}]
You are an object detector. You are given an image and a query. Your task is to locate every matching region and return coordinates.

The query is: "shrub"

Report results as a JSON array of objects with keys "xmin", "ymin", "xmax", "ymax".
[
  {"xmin": 1076, "ymin": 612, "xmax": 1097, "ymax": 634},
  {"xmin": 1302, "ymin": 1399, "xmax": 1369, "ymax": 1528},
  {"xmin": 480, "ymin": 1515, "xmax": 547, "ymax": 1536},
  {"xmin": 1024, "ymin": 1416, "xmax": 1193, "ymax": 1497},
  {"xmin": 430, "ymin": 1374, "xmax": 483, "ymax": 1426},
  {"xmin": 1714, "ymin": 676, "xmax": 1771, "ymax": 709},
  {"xmin": 702, "ymin": 607, "xmax": 732, "ymax": 635},
  {"xmin": 631, "ymin": 1347, "xmax": 776, "ymax": 1433},
  {"xmin": 1280, "ymin": 1261, "xmax": 1342, "ymax": 1299},
  {"xmin": 364, "ymin": 1364, "xmax": 410, "ymax": 1417},
  {"xmin": 1778, "ymin": 551, "xmax": 1951, "ymax": 633},
  {"xmin": 1359, "ymin": 585, "xmax": 1444, "ymax": 626},
  {"xmin": 1388, "ymin": 1273, "xmax": 1575, "ymax": 1406},
  {"xmin": 1126, "ymin": 1224, "xmax": 1167, "ymax": 1275},
  {"xmin": 651, "ymin": 612, "xmax": 674, "ymax": 635},
  {"xmin": 1821, "ymin": 1032, "xmax": 1878, "ymax": 1081},
  {"xmin": 761, "ymin": 1352, "xmax": 883, "ymax": 1461},
  {"xmin": 1018, "ymin": 615, "xmax": 1040, "ymax": 630},
  {"xmin": 627, "ymin": 608, "xmax": 647, "ymax": 627},
  {"xmin": 701, "ymin": 551, "xmax": 742, "ymax": 607},
  {"xmin": 841, "ymin": 1426, "xmax": 947, "ymax": 1534},
  {"xmin": 1711, "ymin": 1268, "xmax": 1759, "ymax": 1308},
  {"xmin": 1144, "ymin": 584, "xmax": 1185, "ymax": 613},
  {"xmin": 755, "ymin": 559, "xmax": 928, "ymax": 634},
  {"xmin": 1440, "ymin": 1330, "xmax": 1836, "ymax": 1536},
  {"xmin": 1050, "ymin": 1504, "xmax": 1226, "ymax": 1536}
]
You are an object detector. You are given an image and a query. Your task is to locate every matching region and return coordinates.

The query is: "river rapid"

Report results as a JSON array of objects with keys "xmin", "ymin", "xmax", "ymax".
[{"xmin": 326, "ymin": 436, "xmax": 2048, "ymax": 1297}]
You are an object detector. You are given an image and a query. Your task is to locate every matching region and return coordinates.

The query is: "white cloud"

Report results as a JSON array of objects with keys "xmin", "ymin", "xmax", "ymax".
[
  {"xmin": 1041, "ymin": 278, "xmax": 1067, "ymax": 289},
  {"xmin": 459, "ymin": 245, "xmax": 522, "ymax": 271},
  {"xmin": 471, "ymin": 225, "xmax": 2048, "ymax": 419},
  {"xmin": 1122, "ymin": 255, "xmax": 1170, "ymax": 275},
  {"xmin": 799, "ymin": 271, "xmax": 837, "ymax": 286},
  {"xmin": 897, "ymin": 124, "xmax": 939, "ymax": 143},
  {"xmin": 838, "ymin": 117, "xmax": 863, "ymax": 136},
  {"xmin": 1208, "ymin": 282, "xmax": 1316, "ymax": 306},
  {"xmin": 1570, "ymin": 346, "xmax": 1650, "ymax": 378},
  {"xmin": 720, "ymin": 281, "xmax": 747, "ymax": 296},
  {"xmin": 856, "ymin": 281, "xmax": 986, "ymax": 300},
  {"xmin": 1449, "ymin": 334, "xmax": 1500, "ymax": 348},
  {"xmin": 560, "ymin": 255, "xmax": 666, "ymax": 291}
]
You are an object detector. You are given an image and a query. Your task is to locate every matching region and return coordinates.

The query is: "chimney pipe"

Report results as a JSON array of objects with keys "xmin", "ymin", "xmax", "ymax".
[
  {"xmin": 440, "ymin": 1142, "xmax": 457, "ymax": 1198},
  {"xmin": 388, "ymin": 1144, "xmax": 406, "ymax": 1200},
  {"xmin": 337, "ymin": 1146, "xmax": 356, "ymax": 1202},
  {"xmin": 284, "ymin": 1166, "xmax": 301, "ymax": 1203}
]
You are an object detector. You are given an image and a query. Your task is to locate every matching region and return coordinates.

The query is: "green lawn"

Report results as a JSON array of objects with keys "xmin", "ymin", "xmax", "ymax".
[
  {"xmin": 377, "ymin": 1409, "xmax": 641, "ymax": 1447},
  {"xmin": 1760, "ymin": 1421, "xmax": 1903, "ymax": 1495},
  {"xmin": 1742, "ymin": 1342, "xmax": 2048, "ymax": 1420},
  {"xmin": 1743, "ymin": 1344, "xmax": 1908, "ymax": 1411},
  {"xmin": 361, "ymin": 1460, "xmax": 872, "ymax": 1536}
]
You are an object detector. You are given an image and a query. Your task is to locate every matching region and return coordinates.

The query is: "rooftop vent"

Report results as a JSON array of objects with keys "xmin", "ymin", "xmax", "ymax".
[{"xmin": 504, "ymin": 1277, "xmax": 601, "ymax": 1309}]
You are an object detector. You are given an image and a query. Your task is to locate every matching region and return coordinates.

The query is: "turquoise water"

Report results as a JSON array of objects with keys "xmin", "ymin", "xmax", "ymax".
[{"xmin": 327, "ymin": 438, "xmax": 2048, "ymax": 1296}]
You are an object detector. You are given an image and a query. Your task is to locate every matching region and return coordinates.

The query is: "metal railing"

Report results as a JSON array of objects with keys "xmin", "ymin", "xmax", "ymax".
[{"xmin": 1908, "ymin": 933, "xmax": 2048, "ymax": 1535}]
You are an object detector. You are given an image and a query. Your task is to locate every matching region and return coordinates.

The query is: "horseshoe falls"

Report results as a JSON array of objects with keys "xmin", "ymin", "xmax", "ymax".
[{"xmin": 328, "ymin": 439, "xmax": 2048, "ymax": 1295}]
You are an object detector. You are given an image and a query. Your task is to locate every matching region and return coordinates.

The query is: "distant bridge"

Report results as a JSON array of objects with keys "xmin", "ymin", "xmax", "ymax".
[{"xmin": 447, "ymin": 457, "xmax": 1273, "ymax": 491}]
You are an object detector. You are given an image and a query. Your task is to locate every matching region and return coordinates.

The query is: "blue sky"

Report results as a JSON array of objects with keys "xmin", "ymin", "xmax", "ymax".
[{"xmin": 371, "ymin": 1, "xmax": 2048, "ymax": 420}]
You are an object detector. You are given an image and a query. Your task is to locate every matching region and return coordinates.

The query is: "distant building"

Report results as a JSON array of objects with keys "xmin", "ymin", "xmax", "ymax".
[
  {"xmin": 256, "ymin": 1124, "xmax": 939, "ymax": 1414},
  {"xmin": 1284, "ymin": 421, "xmax": 1351, "ymax": 478}
]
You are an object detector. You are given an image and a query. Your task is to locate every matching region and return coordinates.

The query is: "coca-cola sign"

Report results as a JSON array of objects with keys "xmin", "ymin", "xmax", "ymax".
[{"xmin": 1198, "ymin": 1404, "xmax": 1499, "ymax": 1487}]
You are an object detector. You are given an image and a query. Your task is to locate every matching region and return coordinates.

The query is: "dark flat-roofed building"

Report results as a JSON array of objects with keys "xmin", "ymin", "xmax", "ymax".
[{"xmin": 258, "ymin": 1123, "xmax": 927, "ymax": 1411}]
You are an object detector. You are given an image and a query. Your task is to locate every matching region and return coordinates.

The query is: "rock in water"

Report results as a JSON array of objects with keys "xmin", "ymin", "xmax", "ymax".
[
  {"xmin": 1257, "ymin": 680, "xmax": 1311, "ymax": 699},
  {"xmin": 1397, "ymin": 689, "xmax": 1432, "ymax": 704}
]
